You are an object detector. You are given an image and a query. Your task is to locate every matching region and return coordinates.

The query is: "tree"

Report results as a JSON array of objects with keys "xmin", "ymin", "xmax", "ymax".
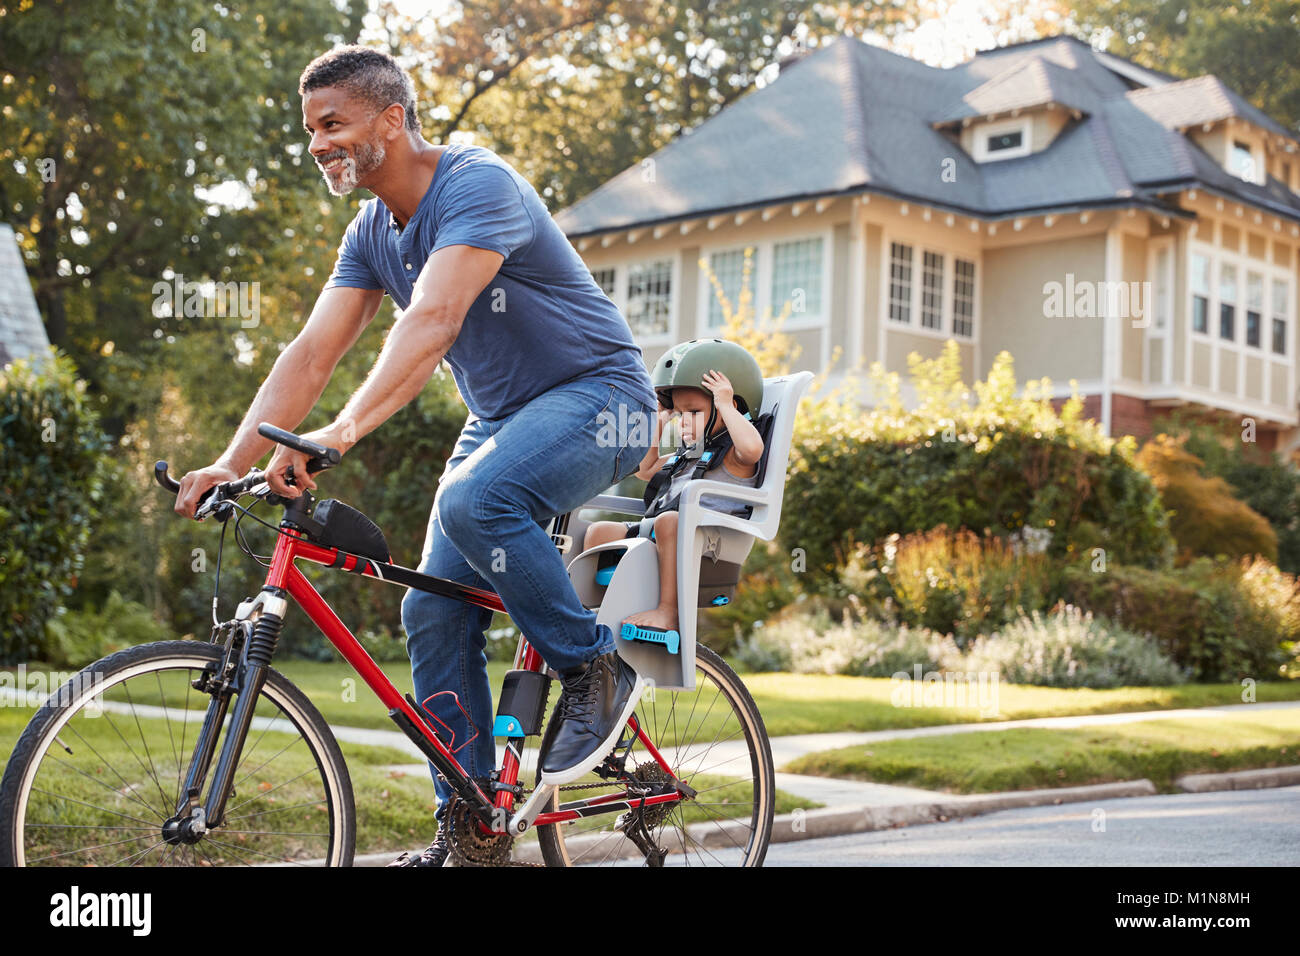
[
  {"xmin": 1071, "ymin": 0, "xmax": 1300, "ymax": 131},
  {"xmin": 0, "ymin": 0, "xmax": 368, "ymax": 431}
]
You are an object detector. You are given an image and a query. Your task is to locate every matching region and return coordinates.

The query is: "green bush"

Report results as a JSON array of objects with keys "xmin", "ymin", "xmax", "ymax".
[
  {"xmin": 698, "ymin": 537, "xmax": 805, "ymax": 655},
  {"xmin": 841, "ymin": 526, "xmax": 1060, "ymax": 647},
  {"xmin": 731, "ymin": 600, "xmax": 1186, "ymax": 689},
  {"xmin": 1136, "ymin": 434, "xmax": 1277, "ymax": 563},
  {"xmin": 42, "ymin": 591, "xmax": 171, "ymax": 669},
  {"xmin": 732, "ymin": 600, "xmax": 956, "ymax": 677},
  {"xmin": 785, "ymin": 343, "xmax": 1175, "ymax": 591},
  {"xmin": 0, "ymin": 354, "xmax": 114, "ymax": 663},
  {"xmin": 962, "ymin": 605, "xmax": 1189, "ymax": 688},
  {"xmin": 1164, "ymin": 415, "xmax": 1300, "ymax": 574},
  {"xmin": 1062, "ymin": 557, "xmax": 1298, "ymax": 681}
]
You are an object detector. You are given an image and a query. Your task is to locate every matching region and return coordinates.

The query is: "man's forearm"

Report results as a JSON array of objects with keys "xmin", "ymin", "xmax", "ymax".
[
  {"xmin": 219, "ymin": 345, "xmax": 334, "ymax": 473},
  {"xmin": 333, "ymin": 308, "xmax": 458, "ymax": 444}
]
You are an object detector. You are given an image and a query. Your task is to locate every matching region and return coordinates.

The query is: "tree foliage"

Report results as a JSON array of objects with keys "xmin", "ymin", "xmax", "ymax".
[
  {"xmin": 0, "ymin": 354, "xmax": 112, "ymax": 662},
  {"xmin": 1072, "ymin": 0, "xmax": 1300, "ymax": 131}
]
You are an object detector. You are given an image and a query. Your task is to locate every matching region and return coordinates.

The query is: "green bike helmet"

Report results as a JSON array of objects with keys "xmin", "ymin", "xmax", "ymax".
[{"xmin": 651, "ymin": 338, "xmax": 764, "ymax": 438}]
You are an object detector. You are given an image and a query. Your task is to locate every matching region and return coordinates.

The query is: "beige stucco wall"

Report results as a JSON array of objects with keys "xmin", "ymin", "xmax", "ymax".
[
  {"xmin": 1120, "ymin": 232, "xmax": 1146, "ymax": 383},
  {"xmin": 862, "ymin": 223, "xmax": 883, "ymax": 368},
  {"xmin": 979, "ymin": 232, "xmax": 1106, "ymax": 383}
]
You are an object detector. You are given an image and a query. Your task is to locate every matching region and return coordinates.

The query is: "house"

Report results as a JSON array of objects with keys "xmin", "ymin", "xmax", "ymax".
[
  {"xmin": 554, "ymin": 34, "xmax": 1300, "ymax": 453},
  {"xmin": 0, "ymin": 224, "xmax": 51, "ymax": 367}
]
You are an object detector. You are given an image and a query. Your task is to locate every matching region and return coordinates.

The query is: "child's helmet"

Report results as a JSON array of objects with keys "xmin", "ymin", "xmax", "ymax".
[{"xmin": 650, "ymin": 339, "xmax": 764, "ymax": 419}]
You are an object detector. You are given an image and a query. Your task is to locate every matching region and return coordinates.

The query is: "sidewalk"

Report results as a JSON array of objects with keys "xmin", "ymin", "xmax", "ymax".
[{"xmin": 340, "ymin": 699, "xmax": 1300, "ymax": 809}]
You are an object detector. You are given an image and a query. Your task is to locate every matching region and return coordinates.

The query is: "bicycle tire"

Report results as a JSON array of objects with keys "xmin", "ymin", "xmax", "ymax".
[
  {"xmin": 0, "ymin": 640, "xmax": 356, "ymax": 867},
  {"xmin": 535, "ymin": 643, "xmax": 774, "ymax": 866}
]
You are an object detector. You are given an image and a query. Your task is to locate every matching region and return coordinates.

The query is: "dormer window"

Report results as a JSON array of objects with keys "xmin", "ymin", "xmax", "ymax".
[
  {"xmin": 974, "ymin": 117, "xmax": 1032, "ymax": 162},
  {"xmin": 989, "ymin": 130, "xmax": 1023, "ymax": 153},
  {"xmin": 1230, "ymin": 140, "xmax": 1256, "ymax": 181}
]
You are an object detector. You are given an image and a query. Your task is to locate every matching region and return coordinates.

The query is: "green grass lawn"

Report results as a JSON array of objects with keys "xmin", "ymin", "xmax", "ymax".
[
  {"xmin": 0, "ymin": 661, "xmax": 809, "ymax": 861},
  {"xmin": 737, "ymin": 672, "xmax": 1300, "ymax": 737},
  {"xmin": 783, "ymin": 708, "xmax": 1300, "ymax": 794},
  {"xmin": 9, "ymin": 656, "xmax": 1300, "ymax": 743}
]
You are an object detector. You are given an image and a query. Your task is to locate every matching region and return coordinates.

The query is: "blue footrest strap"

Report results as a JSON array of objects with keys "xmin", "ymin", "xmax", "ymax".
[{"xmin": 620, "ymin": 622, "xmax": 680, "ymax": 655}]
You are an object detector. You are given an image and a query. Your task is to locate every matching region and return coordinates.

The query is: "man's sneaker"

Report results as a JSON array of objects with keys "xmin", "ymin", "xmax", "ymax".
[
  {"xmin": 539, "ymin": 647, "xmax": 644, "ymax": 786},
  {"xmin": 387, "ymin": 828, "xmax": 450, "ymax": 867}
]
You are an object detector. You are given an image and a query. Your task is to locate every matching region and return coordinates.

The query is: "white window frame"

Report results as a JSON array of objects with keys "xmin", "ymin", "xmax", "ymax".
[
  {"xmin": 696, "ymin": 228, "xmax": 832, "ymax": 335},
  {"xmin": 592, "ymin": 255, "xmax": 679, "ymax": 348},
  {"xmin": 974, "ymin": 117, "xmax": 1032, "ymax": 162},
  {"xmin": 1228, "ymin": 136, "xmax": 1267, "ymax": 187},
  {"xmin": 1145, "ymin": 238, "xmax": 1175, "ymax": 386},
  {"xmin": 1186, "ymin": 228, "xmax": 1294, "ymax": 410},
  {"xmin": 877, "ymin": 230, "xmax": 981, "ymax": 343}
]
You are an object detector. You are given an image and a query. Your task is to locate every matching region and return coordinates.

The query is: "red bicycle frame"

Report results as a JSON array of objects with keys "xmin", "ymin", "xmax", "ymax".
[{"xmin": 262, "ymin": 524, "xmax": 683, "ymax": 831}]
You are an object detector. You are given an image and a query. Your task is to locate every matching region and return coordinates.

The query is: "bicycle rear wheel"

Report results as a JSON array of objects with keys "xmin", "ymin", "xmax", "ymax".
[
  {"xmin": 0, "ymin": 640, "xmax": 355, "ymax": 867},
  {"xmin": 535, "ymin": 643, "xmax": 774, "ymax": 866}
]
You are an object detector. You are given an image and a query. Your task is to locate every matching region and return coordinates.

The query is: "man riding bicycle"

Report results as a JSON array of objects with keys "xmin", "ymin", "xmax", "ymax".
[{"xmin": 173, "ymin": 45, "xmax": 657, "ymax": 867}]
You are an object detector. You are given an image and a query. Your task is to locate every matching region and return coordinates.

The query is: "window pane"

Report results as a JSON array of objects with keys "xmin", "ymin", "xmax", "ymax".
[
  {"xmin": 1247, "ymin": 311, "xmax": 1261, "ymax": 347},
  {"xmin": 626, "ymin": 259, "xmax": 672, "ymax": 337},
  {"xmin": 1191, "ymin": 253, "xmax": 1210, "ymax": 296},
  {"xmin": 770, "ymin": 237, "xmax": 823, "ymax": 319},
  {"xmin": 921, "ymin": 251, "xmax": 944, "ymax": 330},
  {"xmin": 706, "ymin": 249, "xmax": 746, "ymax": 328},
  {"xmin": 1247, "ymin": 273, "xmax": 1264, "ymax": 310},
  {"xmin": 1219, "ymin": 263, "xmax": 1236, "ymax": 303},
  {"xmin": 987, "ymin": 130, "xmax": 1023, "ymax": 153},
  {"xmin": 1219, "ymin": 263, "xmax": 1236, "ymax": 340},
  {"xmin": 1220, "ymin": 303, "xmax": 1235, "ymax": 341},
  {"xmin": 1155, "ymin": 247, "xmax": 1170, "ymax": 329},
  {"xmin": 1274, "ymin": 279, "xmax": 1289, "ymax": 356},
  {"xmin": 889, "ymin": 242, "xmax": 913, "ymax": 324},
  {"xmin": 591, "ymin": 267, "xmax": 616, "ymax": 298},
  {"xmin": 1230, "ymin": 140, "xmax": 1255, "ymax": 181},
  {"xmin": 952, "ymin": 259, "xmax": 975, "ymax": 337},
  {"xmin": 1192, "ymin": 296, "xmax": 1208, "ymax": 334}
]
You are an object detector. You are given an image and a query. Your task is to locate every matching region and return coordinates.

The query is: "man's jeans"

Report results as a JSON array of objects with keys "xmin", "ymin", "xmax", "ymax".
[{"xmin": 399, "ymin": 378, "xmax": 655, "ymax": 822}]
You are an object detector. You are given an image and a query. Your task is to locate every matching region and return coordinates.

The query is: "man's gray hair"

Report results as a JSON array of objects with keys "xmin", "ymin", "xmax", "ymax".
[{"xmin": 299, "ymin": 45, "xmax": 421, "ymax": 133}]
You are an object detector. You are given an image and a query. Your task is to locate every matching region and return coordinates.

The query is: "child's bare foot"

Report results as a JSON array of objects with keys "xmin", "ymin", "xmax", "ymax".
[{"xmin": 623, "ymin": 604, "xmax": 679, "ymax": 634}]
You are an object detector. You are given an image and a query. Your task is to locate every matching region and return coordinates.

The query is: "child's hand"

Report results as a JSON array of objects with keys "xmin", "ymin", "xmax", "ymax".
[{"xmin": 701, "ymin": 369, "xmax": 734, "ymax": 407}]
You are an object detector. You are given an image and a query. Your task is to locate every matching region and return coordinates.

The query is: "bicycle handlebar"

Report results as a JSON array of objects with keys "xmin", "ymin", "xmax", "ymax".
[
  {"xmin": 154, "ymin": 422, "xmax": 342, "ymax": 517},
  {"xmin": 257, "ymin": 423, "xmax": 342, "ymax": 467}
]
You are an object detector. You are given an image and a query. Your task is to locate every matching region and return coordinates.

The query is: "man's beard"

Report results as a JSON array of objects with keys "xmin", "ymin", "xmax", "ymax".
[{"xmin": 321, "ymin": 138, "xmax": 386, "ymax": 196}]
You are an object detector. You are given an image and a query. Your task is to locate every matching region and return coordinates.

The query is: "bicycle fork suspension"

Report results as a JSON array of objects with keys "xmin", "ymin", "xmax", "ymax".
[{"xmin": 164, "ymin": 594, "xmax": 287, "ymax": 844}]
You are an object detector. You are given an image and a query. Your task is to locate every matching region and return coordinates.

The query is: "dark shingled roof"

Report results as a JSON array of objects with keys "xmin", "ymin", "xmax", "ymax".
[{"xmin": 555, "ymin": 34, "xmax": 1300, "ymax": 236}]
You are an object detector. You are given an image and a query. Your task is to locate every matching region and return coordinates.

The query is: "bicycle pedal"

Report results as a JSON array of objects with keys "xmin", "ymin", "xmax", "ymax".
[{"xmin": 620, "ymin": 622, "xmax": 680, "ymax": 655}]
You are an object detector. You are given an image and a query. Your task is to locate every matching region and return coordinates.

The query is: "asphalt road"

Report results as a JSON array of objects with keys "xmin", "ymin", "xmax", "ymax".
[{"xmin": 621, "ymin": 786, "xmax": 1296, "ymax": 867}]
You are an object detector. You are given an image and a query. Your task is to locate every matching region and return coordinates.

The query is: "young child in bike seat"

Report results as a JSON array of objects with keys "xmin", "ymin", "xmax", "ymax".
[{"xmin": 582, "ymin": 339, "xmax": 766, "ymax": 642}]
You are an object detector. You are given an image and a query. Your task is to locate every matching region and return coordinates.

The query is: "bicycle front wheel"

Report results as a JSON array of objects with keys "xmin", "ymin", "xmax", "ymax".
[
  {"xmin": 0, "ymin": 640, "xmax": 355, "ymax": 867},
  {"xmin": 536, "ymin": 643, "xmax": 775, "ymax": 866}
]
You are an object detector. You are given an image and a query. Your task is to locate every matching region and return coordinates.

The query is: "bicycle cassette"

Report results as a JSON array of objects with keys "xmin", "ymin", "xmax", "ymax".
[{"xmin": 445, "ymin": 795, "xmax": 513, "ymax": 867}]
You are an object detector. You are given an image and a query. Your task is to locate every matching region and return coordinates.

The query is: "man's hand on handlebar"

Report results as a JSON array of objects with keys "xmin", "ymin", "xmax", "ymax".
[
  {"xmin": 265, "ymin": 424, "xmax": 350, "ymax": 498},
  {"xmin": 174, "ymin": 461, "xmax": 242, "ymax": 520}
]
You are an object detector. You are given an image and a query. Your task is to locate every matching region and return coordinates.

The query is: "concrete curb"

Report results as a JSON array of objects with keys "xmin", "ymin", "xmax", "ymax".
[
  {"xmin": 768, "ymin": 779, "xmax": 1158, "ymax": 843},
  {"xmin": 1175, "ymin": 764, "xmax": 1300, "ymax": 792}
]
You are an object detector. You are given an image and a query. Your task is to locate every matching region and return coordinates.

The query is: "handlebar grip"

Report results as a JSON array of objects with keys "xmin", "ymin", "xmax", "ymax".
[
  {"xmin": 257, "ymin": 423, "xmax": 342, "ymax": 466},
  {"xmin": 154, "ymin": 461, "xmax": 180, "ymax": 494},
  {"xmin": 154, "ymin": 461, "xmax": 219, "ymax": 509}
]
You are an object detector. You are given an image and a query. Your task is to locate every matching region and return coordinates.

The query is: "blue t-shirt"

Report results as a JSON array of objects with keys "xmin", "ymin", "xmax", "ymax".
[{"xmin": 325, "ymin": 143, "xmax": 655, "ymax": 420}]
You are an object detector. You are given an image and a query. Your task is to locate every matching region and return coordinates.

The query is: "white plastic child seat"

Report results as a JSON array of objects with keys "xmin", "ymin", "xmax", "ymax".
[{"xmin": 565, "ymin": 371, "xmax": 813, "ymax": 691}]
